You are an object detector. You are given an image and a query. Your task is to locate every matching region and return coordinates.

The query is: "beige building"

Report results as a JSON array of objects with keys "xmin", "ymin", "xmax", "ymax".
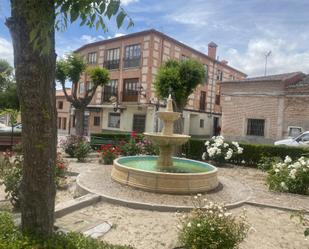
[
  {"xmin": 221, "ymin": 72, "xmax": 309, "ymax": 144},
  {"xmin": 59, "ymin": 29, "xmax": 246, "ymax": 136}
]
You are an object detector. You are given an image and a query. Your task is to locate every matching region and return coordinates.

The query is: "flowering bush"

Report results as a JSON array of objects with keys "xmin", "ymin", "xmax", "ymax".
[
  {"xmin": 0, "ymin": 150, "xmax": 22, "ymax": 209},
  {"xmin": 178, "ymin": 195, "xmax": 248, "ymax": 249},
  {"xmin": 74, "ymin": 141, "xmax": 92, "ymax": 162},
  {"xmin": 119, "ymin": 131, "xmax": 158, "ymax": 156},
  {"xmin": 202, "ymin": 136, "xmax": 243, "ymax": 164},
  {"xmin": 55, "ymin": 152, "xmax": 68, "ymax": 188},
  {"xmin": 59, "ymin": 135, "xmax": 87, "ymax": 157},
  {"xmin": 98, "ymin": 144, "xmax": 121, "ymax": 164},
  {"xmin": 0, "ymin": 150, "xmax": 69, "ymax": 208},
  {"xmin": 267, "ymin": 156, "xmax": 309, "ymax": 195}
]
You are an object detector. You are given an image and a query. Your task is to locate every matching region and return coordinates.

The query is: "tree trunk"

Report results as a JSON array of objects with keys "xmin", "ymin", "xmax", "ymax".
[
  {"xmin": 174, "ymin": 106, "xmax": 184, "ymax": 134},
  {"xmin": 75, "ymin": 107, "xmax": 85, "ymax": 136},
  {"xmin": 7, "ymin": 0, "xmax": 56, "ymax": 236}
]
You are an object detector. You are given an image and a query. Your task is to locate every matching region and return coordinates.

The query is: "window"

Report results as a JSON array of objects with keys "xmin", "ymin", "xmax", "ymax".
[
  {"xmin": 124, "ymin": 44, "xmax": 141, "ymax": 68},
  {"xmin": 200, "ymin": 119, "xmax": 204, "ymax": 128},
  {"xmin": 104, "ymin": 48, "xmax": 120, "ymax": 70},
  {"xmin": 288, "ymin": 126, "xmax": 302, "ymax": 137},
  {"xmin": 247, "ymin": 119, "xmax": 265, "ymax": 136},
  {"xmin": 103, "ymin": 79, "xmax": 118, "ymax": 102},
  {"xmin": 62, "ymin": 118, "xmax": 67, "ymax": 130},
  {"xmin": 181, "ymin": 54, "xmax": 189, "ymax": 61},
  {"xmin": 57, "ymin": 117, "xmax": 61, "ymax": 129},
  {"xmin": 299, "ymin": 133, "xmax": 309, "ymax": 142},
  {"xmin": 79, "ymin": 82, "xmax": 85, "ymax": 94},
  {"xmin": 133, "ymin": 114, "xmax": 146, "ymax": 133},
  {"xmin": 199, "ymin": 91, "xmax": 206, "ymax": 111},
  {"xmin": 215, "ymin": 95, "xmax": 220, "ymax": 105},
  {"xmin": 123, "ymin": 78, "xmax": 139, "ymax": 102},
  {"xmin": 216, "ymin": 69, "xmax": 223, "ymax": 81},
  {"xmin": 108, "ymin": 113, "xmax": 120, "ymax": 128},
  {"xmin": 204, "ymin": 64, "xmax": 209, "ymax": 84},
  {"xmin": 87, "ymin": 81, "xmax": 93, "ymax": 91},
  {"xmin": 94, "ymin": 116, "xmax": 100, "ymax": 126},
  {"xmin": 88, "ymin": 52, "xmax": 97, "ymax": 64},
  {"xmin": 58, "ymin": 101, "xmax": 63, "ymax": 110}
]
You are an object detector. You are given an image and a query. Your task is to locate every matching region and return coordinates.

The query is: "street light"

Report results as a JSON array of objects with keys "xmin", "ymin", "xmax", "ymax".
[{"xmin": 264, "ymin": 51, "xmax": 271, "ymax": 76}]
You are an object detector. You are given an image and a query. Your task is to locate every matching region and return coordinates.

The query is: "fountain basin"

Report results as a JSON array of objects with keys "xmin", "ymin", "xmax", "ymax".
[
  {"xmin": 111, "ymin": 156, "xmax": 219, "ymax": 194},
  {"xmin": 143, "ymin": 133, "xmax": 190, "ymax": 146}
]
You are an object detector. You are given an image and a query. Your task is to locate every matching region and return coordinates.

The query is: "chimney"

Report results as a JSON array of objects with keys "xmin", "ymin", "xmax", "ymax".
[
  {"xmin": 221, "ymin": 59, "xmax": 228, "ymax": 65},
  {"xmin": 208, "ymin": 41, "xmax": 218, "ymax": 59}
]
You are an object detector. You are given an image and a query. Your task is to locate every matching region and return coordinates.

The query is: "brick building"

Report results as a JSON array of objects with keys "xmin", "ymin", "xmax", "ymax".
[
  {"xmin": 221, "ymin": 72, "xmax": 309, "ymax": 144},
  {"xmin": 59, "ymin": 29, "xmax": 246, "ymax": 136}
]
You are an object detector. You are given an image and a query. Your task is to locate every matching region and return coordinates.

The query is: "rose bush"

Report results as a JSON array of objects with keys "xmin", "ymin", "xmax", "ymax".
[
  {"xmin": 59, "ymin": 135, "xmax": 87, "ymax": 157},
  {"xmin": 178, "ymin": 194, "xmax": 248, "ymax": 249},
  {"xmin": 202, "ymin": 136, "xmax": 243, "ymax": 164},
  {"xmin": 267, "ymin": 156, "xmax": 309, "ymax": 195},
  {"xmin": 98, "ymin": 144, "xmax": 121, "ymax": 164}
]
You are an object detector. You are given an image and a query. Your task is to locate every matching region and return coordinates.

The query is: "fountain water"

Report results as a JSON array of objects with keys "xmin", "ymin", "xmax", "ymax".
[{"xmin": 111, "ymin": 95, "xmax": 219, "ymax": 194}]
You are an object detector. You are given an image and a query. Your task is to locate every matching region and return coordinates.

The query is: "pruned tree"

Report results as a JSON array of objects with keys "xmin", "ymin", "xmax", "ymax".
[
  {"xmin": 155, "ymin": 59, "xmax": 205, "ymax": 133},
  {"xmin": 56, "ymin": 53, "xmax": 109, "ymax": 135},
  {"xmin": 5, "ymin": 0, "xmax": 131, "ymax": 236}
]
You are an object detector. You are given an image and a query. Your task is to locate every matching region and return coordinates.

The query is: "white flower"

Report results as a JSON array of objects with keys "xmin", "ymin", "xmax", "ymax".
[
  {"xmin": 202, "ymin": 152, "xmax": 206, "ymax": 160},
  {"xmin": 280, "ymin": 182, "xmax": 288, "ymax": 190},
  {"xmin": 223, "ymin": 143, "xmax": 229, "ymax": 148},
  {"xmin": 224, "ymin": 212, "xmax": 231, "ymax": 217},
  {"xmin": 237, "ymin": 147, "xmax": 243, "ymax": 154},
  {"xmin": 197, "ymin": 223, "xmax": 201, "ymax": 227},
  {"xmin": 241, "ymin": 160, "xmax": 245, "ymax": 164},
  {"xmin": 205, "ymin": 141, "xmax": 210, "ymax": 146},
  {"xmin": 197, "ymin": 193, "xmax": 202, "ymax": 197},
  {"xmin": 284, "ymin": 156, "xmax": 292, "ymax": 164},
  {"xmin": 187, "ymin": 222, "xmax": 191, "ymax": 227},
  {"xmin": 218, "ymin": 214, "xmax": 223, "ymax": 218},
  {"xmin": 275, "ymin": 169, "xmax": 280, "ymax": 173}
]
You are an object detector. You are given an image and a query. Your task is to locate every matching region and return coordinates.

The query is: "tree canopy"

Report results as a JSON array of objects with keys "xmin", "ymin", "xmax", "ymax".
[{"xmin": 155, "ymin": 59, "xmax": 205, "ymax": 111}]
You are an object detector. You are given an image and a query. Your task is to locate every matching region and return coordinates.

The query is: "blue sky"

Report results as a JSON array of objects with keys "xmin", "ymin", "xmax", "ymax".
[{"xmin": 0, "ymin": 0, "xmax": 309, "ymax": 76}]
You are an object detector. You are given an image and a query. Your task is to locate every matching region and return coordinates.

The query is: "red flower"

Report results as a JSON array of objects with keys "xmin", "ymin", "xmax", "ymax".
[{"xmin": 131, "ymin": 131, "xmax": 137, "ymax": 138}]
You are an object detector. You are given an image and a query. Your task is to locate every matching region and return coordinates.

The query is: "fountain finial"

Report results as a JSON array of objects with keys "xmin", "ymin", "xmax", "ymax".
[{"xmin": 166, "ymin": 94, "xmax": 173, "ymax": 112}]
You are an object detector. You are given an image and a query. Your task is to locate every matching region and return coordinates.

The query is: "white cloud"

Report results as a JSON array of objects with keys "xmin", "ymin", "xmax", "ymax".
[
  {"xmin": 0, "ymin": 37, "xmax": 13, "ymax": 66},
  {"xmin": 121, "ymin": 0, "xmax": 139, "ymax": 6},
  {"xmin": 226, "ymin": 38, "xmax": 309, "ymax": 77},
  {"xmin": 114, "ymin": 33, "xmax": 125, "ymax": 38},
  {"xmin": 81, "ymin": 35, "xmax": 98, "ymax": 43}
]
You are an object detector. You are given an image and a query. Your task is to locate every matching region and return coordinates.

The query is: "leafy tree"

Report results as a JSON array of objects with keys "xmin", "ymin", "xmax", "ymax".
[
  {"xmin": 155, "ymin": 59, "xmax": 205, "ymax": 133},
  {"xmin": 0, "ymin": 59, "xmax": 13, "ymax": 91},
  {"xmin": 5, "ymin": 0, "xmax": 131, "ymax": 236},
  {"xmin": 56, "ymin": 53, "xmax": 109, "ymax": 135},
  {"xmin": 0, "ymin": 59, "xmax": 19, "ymax": 110}
]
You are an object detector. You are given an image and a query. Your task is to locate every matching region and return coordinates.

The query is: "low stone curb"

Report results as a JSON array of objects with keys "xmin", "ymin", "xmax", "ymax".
[
  {"xmin": 76, "ymin": 174, "xmax": 309, "ymax": 214},
  {"xmin": 55, "ymin": 193, "xmax": 101, "ymax": 219}
]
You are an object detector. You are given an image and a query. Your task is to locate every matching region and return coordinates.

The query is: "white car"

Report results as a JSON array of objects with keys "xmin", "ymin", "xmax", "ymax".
[{"xmin": 274, "ymin": 131, "xmax": 309, "ymax": 146}]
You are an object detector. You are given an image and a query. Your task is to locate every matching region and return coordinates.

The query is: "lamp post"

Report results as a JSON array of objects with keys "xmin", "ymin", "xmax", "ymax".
[{"xmin": 264, "ymin": 51, "xmax": 271, "ymax": 76}]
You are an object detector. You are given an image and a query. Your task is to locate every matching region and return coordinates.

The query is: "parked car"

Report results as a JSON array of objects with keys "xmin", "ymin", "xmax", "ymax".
[
  {"xmin": 0, "ymin": 123, "xmax": 22, "ymax": 148},
  {"xmin": 274, "ymin": 131, "xmax": 309, "ymax": 146}
]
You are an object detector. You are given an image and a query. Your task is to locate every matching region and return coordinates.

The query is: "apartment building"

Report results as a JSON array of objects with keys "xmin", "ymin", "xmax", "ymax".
[
  {"xmin": 221, "ymin": 72, "xmax": 309, "ymax": 144},
  {"xmin": 62, "ymin": 29, "xmax": 246, "ymax": 136}
]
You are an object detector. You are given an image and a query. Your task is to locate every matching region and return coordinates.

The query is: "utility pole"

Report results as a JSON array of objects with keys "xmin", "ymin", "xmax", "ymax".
[{"xmin": 264, "ymin": 51, "xmax": 271, "ymax": 76}]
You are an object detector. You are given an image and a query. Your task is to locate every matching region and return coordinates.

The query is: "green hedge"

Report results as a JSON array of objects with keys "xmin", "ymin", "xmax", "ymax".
[
  {"xmin": 91, "ymin": 133, "xmax": 130, "ymax": 142},
  {"xmin": 182, "ymin": 139, "xmax": 309, "ymax": 167}
]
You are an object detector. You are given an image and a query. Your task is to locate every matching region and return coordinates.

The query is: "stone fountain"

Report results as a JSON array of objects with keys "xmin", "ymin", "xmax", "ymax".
[
  {"xmin": 143, "ymin": 94, "xmax": 190, "ymax": 168},
  {"xmin": 111, "ymin": 95, "xmax": 219, "ymax": 194}
]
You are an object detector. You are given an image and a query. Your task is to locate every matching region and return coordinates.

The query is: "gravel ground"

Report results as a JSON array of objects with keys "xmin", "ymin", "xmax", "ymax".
[{"xmin": 57, "ymin": 202, "xmax": 309, "ymax": 249}]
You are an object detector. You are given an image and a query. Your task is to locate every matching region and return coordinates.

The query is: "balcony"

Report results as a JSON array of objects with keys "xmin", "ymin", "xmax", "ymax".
[
  {"xmin": 103, "ymin": 59, "xmax": 120, "ymax": 70},
  {"xmin": 123, "ymin": 57, "xmax": 141, "ymax": 69},
  {"xmin": 102, "ymin": 86, "xmax": 118, "ymax": 103},
  {"xmin": 122, "ymin": 90, "xmax": 138, "ymax": 102}
]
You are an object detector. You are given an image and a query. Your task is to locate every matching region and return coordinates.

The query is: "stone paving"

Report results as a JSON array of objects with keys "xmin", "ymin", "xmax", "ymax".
[{"xmin": 74, "ymin": 161, "xmax": 309, "ymax": 211}]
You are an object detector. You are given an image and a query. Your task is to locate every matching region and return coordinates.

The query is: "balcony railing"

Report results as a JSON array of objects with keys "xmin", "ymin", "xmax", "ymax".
[
  {"xmin": 103, "ymin": 59, "xmax": 120, "ymax": 70},
  {"xmin": 122, "ymin": 90, "xmax": 138, "ymax": 102},
  {"xmin": 123, "ymin": 57, "xmax": 141, "ymax": 68},
  {"xmin": 102, "ymin": 87, "xmax": 118, "ymax": 103}
]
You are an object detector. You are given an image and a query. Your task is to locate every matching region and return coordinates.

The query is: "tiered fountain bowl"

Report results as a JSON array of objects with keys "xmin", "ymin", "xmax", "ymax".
[{"xmin": 111, "ymin": 95, "xmax": 219, "ymax": 194}]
